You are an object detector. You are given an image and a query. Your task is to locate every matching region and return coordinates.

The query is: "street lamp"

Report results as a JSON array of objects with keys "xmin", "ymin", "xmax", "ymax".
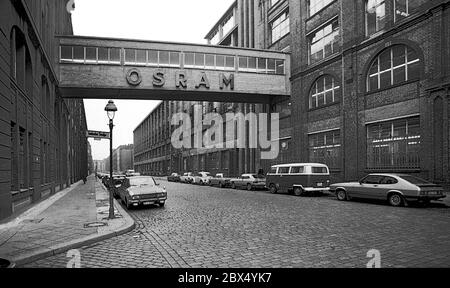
[{"xmin": 105, "ymin": 100, "xmax": 117, "ymax": 219}]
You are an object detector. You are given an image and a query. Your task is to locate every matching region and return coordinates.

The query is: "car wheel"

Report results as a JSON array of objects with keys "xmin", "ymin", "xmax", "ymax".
[
  {"xmin": 294, "ymin": 187, "xmax": 304, "ymax": 197},
  {"xmin": 247, "ymin": 184, "xmax": 253, "ymax": 191},
  {"xmin": 199, "ymin": 180, "xmax": 203, "ymax": 185},
  {"xmin": 336, "ymin": 189, "xmax": 348, "ymax": 201},
  {"xmin": 388, "ymin": 193, "xmax": 404, "ymax": 207},
  {"xmin": 269, "ymin": 184, "xmax": 277, "ymax": 194},
  {"xmin": 231, "ymin": 182, "xmax": 236, "ymax": 189},
  {"xmin": 159, "ymin": 202, "xmax": 165, "ymax": 207}
]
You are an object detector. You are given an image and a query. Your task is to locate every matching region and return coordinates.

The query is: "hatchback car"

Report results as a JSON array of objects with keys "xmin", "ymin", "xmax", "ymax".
[
  {"xmin": 330, "ymin": 174, "xmax": 446, "ymax": 207},
  {"xmin": 116, "ymin": 176, "xmax": 167, "ymax": 209}
]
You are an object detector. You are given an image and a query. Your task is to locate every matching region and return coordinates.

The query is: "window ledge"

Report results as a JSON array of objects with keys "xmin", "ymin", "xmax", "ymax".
[
  {"xmin": 365, "ymin": 79, "xmax": 420, "ymax": 95},
  {"xmin": 308, "ymin": 101, "xmax": 340, "ymax": 112}
]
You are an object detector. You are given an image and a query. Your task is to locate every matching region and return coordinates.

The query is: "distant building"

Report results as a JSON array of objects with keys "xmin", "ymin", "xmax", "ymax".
[{"xmin": 113, "ymin": 144, "xmax": 134, "ymax": 173}]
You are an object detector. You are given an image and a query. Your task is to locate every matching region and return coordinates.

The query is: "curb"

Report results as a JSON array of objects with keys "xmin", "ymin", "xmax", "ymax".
[{"xmin": 13, "ymin": 186, "xmax": 135, "ymax": 267}]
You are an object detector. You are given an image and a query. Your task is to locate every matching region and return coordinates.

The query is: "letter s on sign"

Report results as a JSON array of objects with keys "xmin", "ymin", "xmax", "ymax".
[{"xmin": 153, "ymin": 71, "xmax": 165, "ymax": 87}]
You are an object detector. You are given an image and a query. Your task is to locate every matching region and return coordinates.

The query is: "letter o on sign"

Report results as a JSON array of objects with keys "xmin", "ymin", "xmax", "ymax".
[{"xmin": 126, "ymin": 68, "xmax": 142, "ymax": 86}]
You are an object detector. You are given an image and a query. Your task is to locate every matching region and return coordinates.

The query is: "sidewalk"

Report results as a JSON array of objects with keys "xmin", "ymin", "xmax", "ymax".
[{"xmin": 0, "ymin": 175, "xmax": 135, "ymax": 267}]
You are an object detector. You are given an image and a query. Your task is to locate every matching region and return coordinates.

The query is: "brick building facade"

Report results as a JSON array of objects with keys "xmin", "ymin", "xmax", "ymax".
[
  {"xmin": 0, "ymin": 0, "xmax": 89, "ymax": 220},
  {"xmin": 291, "ymin": 0, "xmax": 450, "ymax": 184}
]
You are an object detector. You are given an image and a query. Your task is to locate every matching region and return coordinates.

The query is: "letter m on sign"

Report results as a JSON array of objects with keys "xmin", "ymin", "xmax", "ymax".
[{"xmin": 220, "ymin": 73, "xmax": 234, "ymax": 90}]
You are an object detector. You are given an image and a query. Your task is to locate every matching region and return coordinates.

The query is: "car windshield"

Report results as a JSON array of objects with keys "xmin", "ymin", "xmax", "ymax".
[
  {"xmin": 399, "ymin": 175, "xmax": 433, "ymax": 185},
  {"xmin": 129, "ymin": 177, "xmax": 156, "ymax": 187}
]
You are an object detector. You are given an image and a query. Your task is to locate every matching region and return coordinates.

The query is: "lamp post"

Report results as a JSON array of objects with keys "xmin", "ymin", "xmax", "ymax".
[{"xmin": 105, "ymin": 100, "xmax": 117, "ymax": 219}]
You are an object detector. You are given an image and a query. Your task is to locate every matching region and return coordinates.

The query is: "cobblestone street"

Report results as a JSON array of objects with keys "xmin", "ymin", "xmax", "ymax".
[{"xmin": 24, "ymin": 180, "xmax": 450, "ymax": 268}]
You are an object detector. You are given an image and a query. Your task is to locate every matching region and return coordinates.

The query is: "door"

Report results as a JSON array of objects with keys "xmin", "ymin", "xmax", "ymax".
[
  {"xmin": 277, "ymin": 167, "xmax": 290, "ymax": 192},
  {"xmin": 356, "ymin": 175, "xmax": 385, "ymax": 199}
]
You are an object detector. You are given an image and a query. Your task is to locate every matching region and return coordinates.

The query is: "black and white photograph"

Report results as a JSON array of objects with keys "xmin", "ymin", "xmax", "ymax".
[{"xmin": 0, "ymin": 0, "xmax": 450, "ymax": 275}]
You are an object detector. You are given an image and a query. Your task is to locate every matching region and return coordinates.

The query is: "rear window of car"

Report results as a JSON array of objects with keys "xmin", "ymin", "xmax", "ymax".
[
  {"xmin": 399, "ymin": 175, "xmax": 433, "ymax": 185},
  {"xmin": 312, "ymin": 167, "xmax": 328, "ymax": 174}
]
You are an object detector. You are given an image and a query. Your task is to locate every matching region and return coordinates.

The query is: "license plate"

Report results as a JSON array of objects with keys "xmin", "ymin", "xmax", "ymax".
[
  {"xmin": 428, "ymin": 191, "xmax": 437, "ymax": 195},
  {"xmin": 143, "ymin": 201, "xmax": 154, "ymax": 205},
  {"xmin": 317, "ymin": 183, "xmax": 323, "ymax": 187}
]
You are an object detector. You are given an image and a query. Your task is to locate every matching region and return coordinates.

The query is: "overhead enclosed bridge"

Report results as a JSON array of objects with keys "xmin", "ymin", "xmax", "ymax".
[{"xmin": 57, "ymin": 36, "xmax": 291, "ymax": 104}]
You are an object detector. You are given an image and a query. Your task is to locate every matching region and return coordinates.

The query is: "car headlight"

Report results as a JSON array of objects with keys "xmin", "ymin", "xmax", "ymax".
[{"xmin": 132, "ymin": 195, "xmax": 139, "ymax": 200}]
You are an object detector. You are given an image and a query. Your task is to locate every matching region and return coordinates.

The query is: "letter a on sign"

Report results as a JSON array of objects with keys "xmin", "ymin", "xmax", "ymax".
[{"xmin": 195, "ymin": 72, "xmax": 210, "ymax": 89}]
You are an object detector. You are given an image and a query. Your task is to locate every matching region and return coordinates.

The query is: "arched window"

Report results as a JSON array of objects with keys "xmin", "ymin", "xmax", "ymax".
[
  {"xmin": 367, "ymin": 44, "xmax": 420, "ymax": 92},
  {"xmin": 11, "ymin": 27, "xmax": 32, "ymax": 92},
  {"xmin": 309, "ymin": 75, "xmax": 340, "ymax": 109}
]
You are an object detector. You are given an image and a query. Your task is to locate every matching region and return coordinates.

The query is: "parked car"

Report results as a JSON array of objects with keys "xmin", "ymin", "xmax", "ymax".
[
  {"xmin": 180, "ymin": 172, "xmax": 194, "ymax": 184},
  {"xmin": 230, "ymin": 174, "xmax": 266, "ymax": 190},
  {"xmin": 167, "ymin": 173, "xmax": 181, "ymax": 182},
  {"xmin": 193, "ymin": 172, "xmax": 212, "ymax": 185},
  {"xmin": 266, "ymin": 163, "xmax": 331, "ymax": 196},
  {"xmin": 330, "ymin": 173, "xmax": 447, "ymax": 207},
  {"xmin": 209, "ymin": 173, "xmax": 232, "ymax": 188},
  {"xmin": 116, "ymin": 176, "xmax": 167, "ymax": 209},
  {"xmin": 125, "ymin": 170, "xmax": 140, "ymax": 177}
]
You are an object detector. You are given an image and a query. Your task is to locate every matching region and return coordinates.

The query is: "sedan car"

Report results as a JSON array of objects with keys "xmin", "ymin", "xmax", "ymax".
[
  {"xmin": 167, "ymin": 173, "xmax": 181, "ymax": 182},
  {"xmin": 330, "ymin": 174, "xmax": 446, "ymax": 207},
  {"xmin": 116, "ymin": 176, "xmax": 167, "ymax": 209},
  {"xmin": 230, "ymin": 174, "xmax": 267, "ymax": 191}
]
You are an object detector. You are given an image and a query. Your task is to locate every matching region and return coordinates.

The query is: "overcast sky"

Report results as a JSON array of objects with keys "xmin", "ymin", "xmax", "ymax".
[{"xmin": 71, "ymin": 0, "xmax": 235, "ymax": 160}]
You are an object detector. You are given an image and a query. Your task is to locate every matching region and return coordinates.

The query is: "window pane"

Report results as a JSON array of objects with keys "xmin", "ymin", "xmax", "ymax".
[
  {"xmin": 258, "ymin": 58, "xmax": 267, "ymax": 73},
  {"xmin": 159, "ymin": 51, "xmax": 169, "ymax": 66},
  {"xmin": 98, "ymin": 48, "xmax": 108, "ymax": 62},
  {"xmin": 379, "ymin": 71, "xmax": 391, "ymax": 89},
  {"xmin": 195, "ymin": 53, "xmax": 205, "ymax": 67},
  {"xmin": 110, "ymin": 48, "xmax": 120, "ymax": 63},
  {"xmin": 205, "ymin": 54, "xmax": 215, "ymax": 69},
  {"xmin": 239, "ymin": 57, "xmax": 247, "ymax": 69},
  {"xmin": 125, "ymin": 49, "xmax": 135, "ymax": 63},
  {"xmin": 317, "ymin": 92, "xmax": 325, "ymax": 106},
  {"xmin": 267, "ymin": 59, "xmax": 276, "ymax": 74},
  {"xmin": 60, "ymin": 46, "xmax": 72, "ymax": 61},
  {"xmin": 136, "ymin": 49, "xmax": 146, "ymax": 64},
  {"xmin": 73, "ymin": 46, "xmax": 84, "ymax": 61},
  {"xmin": 379, "ymin": 49, "xmax": 391, "ymax": 71},
  {"xmin": 248, "ymin": 57, "xmax": 257, "ymax": 71},
  {"xmin": 184, "ymin": 53, "xmax": 194, "ymax": 67},
  {"xmin": 393, "ymin": 66, "xmax": 406, "ymax": 83},
  {"xmin": 85, "ymin": 47, "xmax": 97, "ymax": 62},
  {"xmin": 170, "ymin": 52, "xmax": 180, "ymax": 66},
  {"xmin": 148, "ymin": 50, "xmax": 158, "ymax": 65},
  {"xmin": 275, "ymin": 60, "xmax": 284, "ymax": 74},
  {"xmin": 325, "ymin": 91, "xmax": 333, "ymax": 104},
  {"xmin": 225, "ymin": 56, "xmax": 235, "ymax": 70},
  {"xmin": 392, "ymin": 45, "xmax": 406, "ymax": 66},
  {"xmin": 407, "ymin": 47, "xmax": 419, "ymax": 62},
  {"xmin": 216, "ymin": 55, "xmax": 225, "ymax": 69}
]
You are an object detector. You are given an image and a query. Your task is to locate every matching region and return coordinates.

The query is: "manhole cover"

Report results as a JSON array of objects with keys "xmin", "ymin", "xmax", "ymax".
[
  {"xmin": 0, "ymin": 258, "xmax": 15, "ymax": 268},
  {"xmin": 83, "ymin": 222, "xmax": 108, "ymax": 228}
]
